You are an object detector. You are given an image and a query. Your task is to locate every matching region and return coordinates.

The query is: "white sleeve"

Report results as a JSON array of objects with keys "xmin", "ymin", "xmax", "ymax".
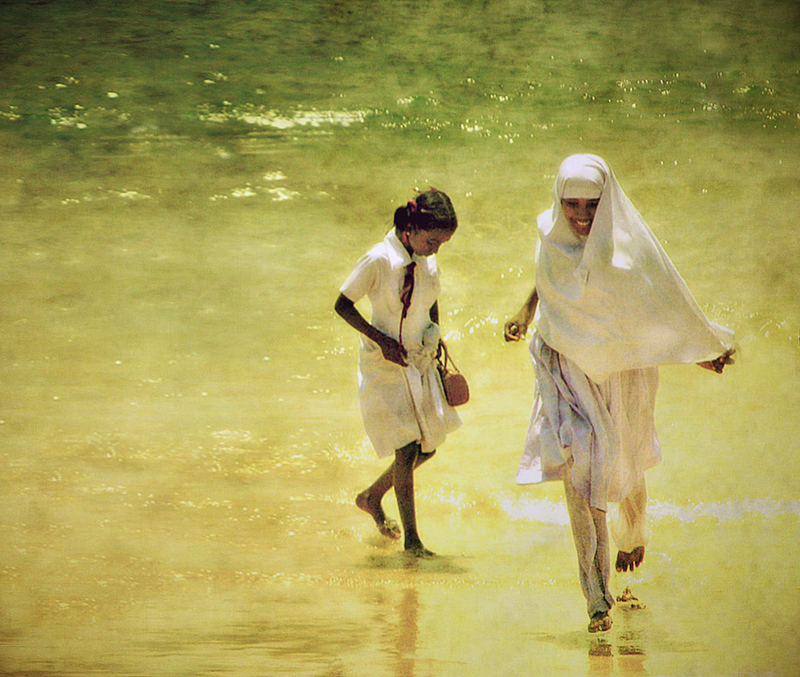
[{"xmin": 340, "ymin": 251, "xmax": 379, "ymax": 303}]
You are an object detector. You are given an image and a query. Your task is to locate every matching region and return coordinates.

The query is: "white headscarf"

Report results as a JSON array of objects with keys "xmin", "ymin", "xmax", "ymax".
[{"xmin": 534, "ymin": 154, "xmax": 733, "ymax": 383}]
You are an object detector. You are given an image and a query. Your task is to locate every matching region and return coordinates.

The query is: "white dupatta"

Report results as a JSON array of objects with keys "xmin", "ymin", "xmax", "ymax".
[{"xmin": 534, "ymin": 154, "xmax": 733, "ymax": 384}]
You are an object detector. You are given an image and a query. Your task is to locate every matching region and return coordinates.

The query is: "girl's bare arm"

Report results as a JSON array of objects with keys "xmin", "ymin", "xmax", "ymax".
[
  {"xmin": 504, "ymin": 287, "xmax": 538, "ymax": 342},
  {"xmin": 334, "ymin": 293, "xmax": 407, "ymax": 366}
]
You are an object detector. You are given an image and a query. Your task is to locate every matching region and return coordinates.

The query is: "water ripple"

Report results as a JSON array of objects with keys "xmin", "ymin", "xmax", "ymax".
[
  {"xmin": 196, "ymin": 104, "xmax": 367, "ymax": 129},
  {"xmin": 500, "ymin": 495, "xmax": 800, "ymax": 525}
]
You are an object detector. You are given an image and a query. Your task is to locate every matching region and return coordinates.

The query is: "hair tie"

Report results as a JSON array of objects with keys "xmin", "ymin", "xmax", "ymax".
[{"xmin": 407, "ymin": 200, "xmax": 417, "ymax": 213}]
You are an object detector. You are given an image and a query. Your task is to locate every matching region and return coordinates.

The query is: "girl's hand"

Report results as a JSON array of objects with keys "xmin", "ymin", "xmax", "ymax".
[
  {"xmin": 504, "ymin": 318, "xmax": 528, "ymax": 342},
  {"xmin": 697, "ymin": 349, "xmax": 735, "ymax": 374},
  {"xmin": 377, "ymin": 334, "xmax": 408, "ymax": 366},
  {"xmin": 504, "ymin": 288, "xmax": 538, "ymax": 342}
]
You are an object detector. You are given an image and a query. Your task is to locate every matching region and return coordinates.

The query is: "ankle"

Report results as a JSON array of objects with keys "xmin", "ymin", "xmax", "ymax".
[{"xmin": 404, "ymin": 536, "xmax": 423, "ymax": 550}]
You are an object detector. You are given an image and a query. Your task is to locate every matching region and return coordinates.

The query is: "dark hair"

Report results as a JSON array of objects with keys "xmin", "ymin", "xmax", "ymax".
[{"xmin": 393, "ymin": 188, "xmax": 458, "ymax": 234}]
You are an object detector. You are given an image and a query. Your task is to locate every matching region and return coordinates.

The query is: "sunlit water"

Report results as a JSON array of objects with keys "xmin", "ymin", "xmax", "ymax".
[{"xmin": 1, "ymin": 1, "xmax": 799, "ymax": 675}]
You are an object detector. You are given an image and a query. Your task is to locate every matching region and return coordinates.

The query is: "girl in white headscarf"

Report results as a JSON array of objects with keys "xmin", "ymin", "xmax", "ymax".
[{"xmin": 504, "ymin": 154, "xmax": 734, "ymax": 633}]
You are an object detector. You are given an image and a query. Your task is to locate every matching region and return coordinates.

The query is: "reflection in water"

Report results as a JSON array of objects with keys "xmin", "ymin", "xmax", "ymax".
[
  {"xmin": 587, "ymin": 606, "xmax": 648, "ymax": 677},
  {"xmin": 396, "ymin": 588, "xmax": 419, "ymax": 677},
  {"xmin": 363, "ymin": 586, "xmax": 419, "ymax": 677},
  {"xmin": 588, "ymin": 639, "xmax": 615, "ymax": 676},
  {"xmin": 588, "ymin": 637, "xmax": 648, "ymax": 677},
  {"xmin": 529, "ymin": 604, "xmax": 650, "ymax": 677}
]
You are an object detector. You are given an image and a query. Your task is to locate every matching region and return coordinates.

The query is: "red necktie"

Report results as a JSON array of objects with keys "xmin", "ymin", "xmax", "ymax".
[{"xmin": 398, "ymin": 262, "xmax": 416, "ymax": 347}]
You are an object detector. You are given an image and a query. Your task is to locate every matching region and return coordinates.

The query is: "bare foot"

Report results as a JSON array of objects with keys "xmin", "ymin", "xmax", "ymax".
[
  {"xmin": 405, "ymin": 545, "xmax": 436, "ymax": 559},
  {"xmin": 588, "ymin": 611, "xmax": 613, "ymax": 633},
  {"xmin": 356, "ymin": 492, "xmax": 401, "ymax": 540},
  {"xmin": 615, "ymin": 545, "xmax": 645, "ymax": 572}
]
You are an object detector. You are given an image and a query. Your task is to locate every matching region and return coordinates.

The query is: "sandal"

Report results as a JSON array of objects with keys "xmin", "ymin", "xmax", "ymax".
[{"xmin": 588, "ymin": 611, "xmax": 613, "ymax": 633}]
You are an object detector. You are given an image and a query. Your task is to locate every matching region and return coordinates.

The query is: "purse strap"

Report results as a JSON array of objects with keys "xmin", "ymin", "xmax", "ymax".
[{"xmin": 438, "ymin": 340, "xmax": 461, "ymax": 374}]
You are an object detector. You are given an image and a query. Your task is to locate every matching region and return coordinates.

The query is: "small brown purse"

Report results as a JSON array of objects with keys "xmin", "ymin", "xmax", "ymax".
[{"xmin": 437, "ymin": 341, "xmax": 469, "ymax": 406}]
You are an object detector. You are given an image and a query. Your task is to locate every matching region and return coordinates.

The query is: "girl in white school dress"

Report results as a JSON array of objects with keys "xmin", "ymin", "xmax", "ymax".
[
  {"xmin": 504, "ymin": 155, "xmax": 735, "ymax": 632},
  {"xmin": 335, "ymin": 189, "xmax": 460, "ymax": 558}
]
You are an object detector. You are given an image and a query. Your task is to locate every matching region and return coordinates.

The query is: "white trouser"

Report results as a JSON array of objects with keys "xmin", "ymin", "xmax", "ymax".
[{"xmin": 562, "ymin": 461, "xmax": 648, "ymax": 616}]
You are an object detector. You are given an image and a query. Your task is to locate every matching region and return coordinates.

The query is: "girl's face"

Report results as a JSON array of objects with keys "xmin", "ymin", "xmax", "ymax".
[
  {"xmin": 403, "ymin": 228, "xmax": 453, "ymax": 256},
  {"xmin": 560, "ymin": 197, "xmax": 600, "ymax": 237}
]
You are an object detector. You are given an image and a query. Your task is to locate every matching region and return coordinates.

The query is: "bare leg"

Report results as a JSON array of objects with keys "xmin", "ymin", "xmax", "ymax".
[
  {"xmin": 612, "ymin": 478, "xmax": 648, "ymax": 572},
  {"xmin": 356, "ymin": 446, "xmax": 435, "ymax": 542},
  {"xmin": 356, "ymin": 462, "xmax": 401, "ymax": 539},
  {"xmin": 394, "ymin": 442, "xmax": 435, "ymax": 557}
]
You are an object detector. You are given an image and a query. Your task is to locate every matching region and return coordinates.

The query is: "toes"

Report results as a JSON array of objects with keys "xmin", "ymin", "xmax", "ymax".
[
  {"xmin": 616, "ymin": 549, "xmax": 645, "ymax": 572},
  {"xmin": 588, "ymin": 613, "xmax": 613, "ymax": 633},
  {"xmin": 378, "ymin": 519, "xmax": 401, "ymax": 540}
]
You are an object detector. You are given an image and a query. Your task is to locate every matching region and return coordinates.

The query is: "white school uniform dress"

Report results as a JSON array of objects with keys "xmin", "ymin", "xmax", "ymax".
[{"xmin": 340, "ymin": 229, "xmax": 461, "ymax": 458}]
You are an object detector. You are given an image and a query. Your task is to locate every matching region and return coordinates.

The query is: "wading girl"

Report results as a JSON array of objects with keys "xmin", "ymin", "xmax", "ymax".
[
  {"xmin": 504, "ymin": 155, "xmax": 734, "ymax": 631},
  {"xmin": 335, "ymin": 189, "xmax": 460, "ymax": 558}
]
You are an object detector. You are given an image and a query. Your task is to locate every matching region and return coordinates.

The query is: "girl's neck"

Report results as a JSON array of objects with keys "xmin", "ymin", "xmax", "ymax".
[{"xmin": 397, "ymin": 229, "xmax": 414, "ymax": 257}]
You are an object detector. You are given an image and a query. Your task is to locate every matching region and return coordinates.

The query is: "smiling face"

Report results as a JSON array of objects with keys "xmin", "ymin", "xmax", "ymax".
[
  {"xmin": 560, "ymin": 197, "xmax": 600, "ymax": 237},
  {"xmin": 404, "ymin": 227, "xmax": 454, "ymax": 256}
]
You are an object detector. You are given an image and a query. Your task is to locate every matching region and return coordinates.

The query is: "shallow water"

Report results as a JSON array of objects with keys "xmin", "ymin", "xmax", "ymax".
[{"xmin": 1, "ymin": 1, "xmax": 799, "ymax": 675}]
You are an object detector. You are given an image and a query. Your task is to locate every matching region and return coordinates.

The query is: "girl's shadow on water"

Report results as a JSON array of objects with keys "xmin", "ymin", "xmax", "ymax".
[{"xmin": 358, "ymin": 549, "xmax": 470, "ymax": 574}]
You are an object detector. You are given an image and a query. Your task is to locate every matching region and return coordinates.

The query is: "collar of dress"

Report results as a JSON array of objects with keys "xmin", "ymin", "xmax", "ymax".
[{"xmin": 384, "ymin": 229, "xmax": 423, "ymax": 270}]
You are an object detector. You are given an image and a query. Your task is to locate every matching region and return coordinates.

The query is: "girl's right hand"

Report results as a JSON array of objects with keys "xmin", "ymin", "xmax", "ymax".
[
  {"xmin": 377, "ymin": 334, "xmax": 408, "ymax": 366},
  {"xmin": 697, "ymin": 348, "xmax": 735, "ymax": 374}
]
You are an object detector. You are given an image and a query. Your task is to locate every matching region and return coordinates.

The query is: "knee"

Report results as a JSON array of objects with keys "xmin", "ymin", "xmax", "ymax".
[
  {"xmin": 395, "ymin": 442, "xmax": 420, "ymax": 469},
  {"xmin": 590, "ymin": 507, "xmax": 609, "ymax": 528},
  {"xmin": 590, "ymin": 507, "xmax": 606, "ymax": 520}
]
